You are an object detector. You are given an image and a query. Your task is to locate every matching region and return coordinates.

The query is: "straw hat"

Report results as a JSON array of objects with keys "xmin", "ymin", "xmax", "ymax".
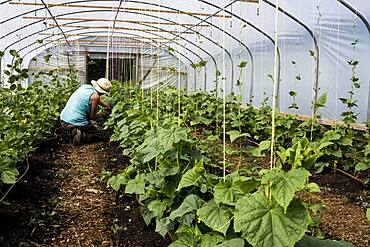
[{"xmin": 92, "ymin": 78, "xmax": 112, "ymax": 95}]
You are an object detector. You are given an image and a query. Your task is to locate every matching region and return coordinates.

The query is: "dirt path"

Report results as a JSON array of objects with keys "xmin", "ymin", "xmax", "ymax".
[
  {"xmin": 311, "ymin": 174, "xmax": 370, "ymax": 247},
  {"xmin": 0, "ymin": 133, "xmax": 170, "ymax": 247}
]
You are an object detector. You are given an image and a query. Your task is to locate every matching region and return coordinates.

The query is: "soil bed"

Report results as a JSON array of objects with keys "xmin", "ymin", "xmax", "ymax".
[{"xmin": 309, "ymin": 172, "xmax": 370, "ymax": 247}]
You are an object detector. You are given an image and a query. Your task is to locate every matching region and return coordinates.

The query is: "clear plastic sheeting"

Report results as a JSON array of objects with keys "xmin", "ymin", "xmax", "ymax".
[
  {"xmin": 28, "ymin": 36, "xmax": 186, "ymax": 89},
  {"xmin": 28, "ymin": 44, "xmax": 81, "ymax": 84},
  {"xmin": 1, "ymin": 0, "xmax": 369, "ymax": 122}
]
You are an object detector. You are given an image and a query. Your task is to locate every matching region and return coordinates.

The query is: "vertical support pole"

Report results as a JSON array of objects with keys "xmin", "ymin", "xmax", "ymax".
[
  {"xmin": 84, "ymin": 47, "xmax": 88, "ymax": 84},
  {"xmin": 193, "ymin": 68, "xmax": 197, "ymax": 91},
  {"xmin": 204, "ymin": 67, "xmax": 207, "ymax": 92},
  {"xmin": 135, "ymin": 52, "xmax": 139, "ymax": 83}
]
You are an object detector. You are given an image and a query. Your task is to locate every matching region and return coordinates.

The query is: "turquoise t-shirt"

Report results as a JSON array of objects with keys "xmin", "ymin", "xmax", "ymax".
[{"xmin": 60, "ymin": 84, "xmax": 97, "ymax": 126}]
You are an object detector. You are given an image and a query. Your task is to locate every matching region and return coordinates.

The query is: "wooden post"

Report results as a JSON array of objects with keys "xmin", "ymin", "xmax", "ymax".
[
  {"xmin": 84, "ymin": 48, "xmax": 88, "ymax": 84},
  {"xmin": 135, "ymin": 52, "xmax": 139, "ymax": 83}
]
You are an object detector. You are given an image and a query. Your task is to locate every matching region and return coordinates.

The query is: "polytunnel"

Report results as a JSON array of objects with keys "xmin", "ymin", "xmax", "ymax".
[
  {"xmin": 1, "ymin": 0, "xmax": 370, "ymax": 122},
  {"xmin": 1, "ymin": 1, "xmax": 370, "ymax": 246}
]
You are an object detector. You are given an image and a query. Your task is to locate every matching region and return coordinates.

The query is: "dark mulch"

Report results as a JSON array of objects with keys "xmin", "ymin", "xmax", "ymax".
[
  {"xmin": 0, "ymin": 127, "xmax": 170, "ymax": 247},
  {"xmin": 309, "ymin": 172, "xmax": 370, "ymax": 247}
]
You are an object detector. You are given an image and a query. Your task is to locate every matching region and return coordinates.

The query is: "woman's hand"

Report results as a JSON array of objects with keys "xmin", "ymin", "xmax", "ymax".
[{"xmin": 99, "ymin": 99, "xmax": 110, "ymax": 110}]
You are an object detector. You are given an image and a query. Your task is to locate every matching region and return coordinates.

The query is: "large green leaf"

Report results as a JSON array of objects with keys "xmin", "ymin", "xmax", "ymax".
[
  {"xmin": 200, "ymin": 233, "xmax": 224, "ymax": 247},
  {"xmin": 107, "ymin": 173, "xmax": 128, "ymax": 191},
  {"xmin": 234, "ymin": 192, "xmax": 309, "ymax": 247},
  {"xmin": 265, "ymin": 169, "xmax": 310, "ymax": 211},
  {"xmin": 148, "ymin": 199, "xmax": 171, "ymax": 218},
  {"xmin": 315, "ymin": 92, "xmax": 328, "ymax": 108},
  {"xmin": 214, "ymin": 176, "xmax": 260, "ymax": 206},
  {"xmin": 125, "ymin": 175, "xmax": 145, "ymax": 194},
  {"xmin": 198, "ymin": 200, "xmax": 231, "ymax": 235},
  {"xmin": 177, "ymin": 169, "xmax": 198, "ymax": 191},
  {"xmin": 226, "ymin": 130, "xmax": 250, "ymax": 143},
  {"xmin": 170, "ymin": 194, "xmax": 205, "ymax": 220},
  {"xmin": 158, "ymin": 126, "xmax": 187, "ymax": 150},
  {"xmin": 169, "ymin": 233, "xmax": 198, "ymax": 247},
  {"xmin": 155, "ymin": 217, "xmax": 174, "ymax": 237},
  {"xmin": 140, "ymin": 138, "xmax": 163, "ymax": 163},
  {"xmin": 140, "ymin": 206, "xmax": 154, "ymax": 225},
  {"xmin": 1, "ymin": 168, "xmax": 19, "ymax": 184},
  {"xmin": 251, "ymin": 140, "xmax": 270, "ymax": 157},
  {"xmin": 216, "ymin": 238, "xmax": 245, "ymax": 247},
  {"xmin": 295, "ymin": 236, "xmax": 354, "ymax": 247},
  {"xmin": 214, "ymin": 180, "xmax": 242, "ymax": 206}
]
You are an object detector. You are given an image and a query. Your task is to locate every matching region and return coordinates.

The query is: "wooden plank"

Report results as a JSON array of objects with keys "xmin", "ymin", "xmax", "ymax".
[
  {"xmin": 239, "ymin": 0, "xmax": 259, "ymax": 3},
  {"xmin": 48, "ymin": 24, "xmax": 194, "ymax": 34},
  {"xmin": 84, "ymin": 47, "xmax": 87, "ymax": 83},
  {"xmin": 45, "ymin": 39, "xmax": 162, "ymax": 47},
  {"xmin": 38, "ymin": 33, "xmax": 180, "ymax": 40},
  {"xmin": 45, "ymin": 40, "xmax": 161, "ymax": 46},
  {"xmin": 44, "ymin": 39, "xmax": 160, "ymax": 44},
  {"xmin": 23, "ymin": 16, "xmax": 209, "ymax": 27},
  {"xmin": 279, "ymin": 112, "xmax": 368, "ymax": 132},
  {"xmin": 10, "ymin": 1, "xmax": 232, "ymax": 18}
]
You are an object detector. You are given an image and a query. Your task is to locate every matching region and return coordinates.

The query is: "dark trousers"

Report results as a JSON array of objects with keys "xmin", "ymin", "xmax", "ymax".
[{"xmin": 60, "ymin": 120, "xmax": 100, "ymax": 144}]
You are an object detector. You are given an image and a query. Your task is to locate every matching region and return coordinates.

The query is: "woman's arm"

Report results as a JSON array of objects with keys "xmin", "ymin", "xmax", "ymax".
[
  {"xmin": 90, "ymin": 93, "xmax": 109, "ymax": 121},
  {"xmin": 89, "ymin": 92, "xmax": 100, "ymax": 121},
  {"xmin": 99, "ymin": 98, "xmax": 110, "ymax": 110}
]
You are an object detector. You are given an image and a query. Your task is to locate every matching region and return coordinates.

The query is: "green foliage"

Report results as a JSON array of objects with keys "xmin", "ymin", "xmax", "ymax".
[
  {"xmin": 191, "ymin": 60, "xmax": 207, "ymax": 69},
  {"xmin": 103, "ymin": 81, "xmax": 368, "ymax": 246},
  {"xmin": 296, "ymin": 236, "xmax": 355, "ymax": 247},
  {"xmin": 198, "ymin": 200, "xmax": 231, "ymax": 235},
  {"xmin": 315, "ymin": 92, "xmax": 328, "ymax": 109},
  {"xmin": 238, "ymin": 61, "xmax": 248, "ymax": 68},
  {"xmin": 44, "ymin": 54, "xmax": 52, "ymax": 63},
  {"xmin": 2, "ymin": 49, "xmax": 28, "ymax": 86},
  {"xmin": 0, "ymin": 65, "xmax": 78, "ymax": 185},
  {"xmin": 261, "ymin": 168, "xmax": 310, "ymax": 211},
  {"xmin": 234, "ymin": 192, "xmax": 309, "ymax": 247}
]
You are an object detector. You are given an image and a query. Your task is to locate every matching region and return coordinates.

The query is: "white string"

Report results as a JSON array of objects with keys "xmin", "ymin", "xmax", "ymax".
[
  {"xmin": 222, "ymin": 0, "xmax": 226, "ymax": 181},
  {"xmin": 335, "ymin": 2, "xmax": 340, "ymax": 118},
  {"xmin": 270, "ymin": 0, "xmax": 279, "ymax": 169}
]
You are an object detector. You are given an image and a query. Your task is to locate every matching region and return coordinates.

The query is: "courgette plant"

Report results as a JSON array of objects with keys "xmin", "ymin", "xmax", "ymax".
[{"xmin": 104, "ymin": 83, "xmax": 344, "ymax": 247}]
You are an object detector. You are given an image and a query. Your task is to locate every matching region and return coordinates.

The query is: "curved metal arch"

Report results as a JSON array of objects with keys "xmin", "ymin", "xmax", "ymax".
[
  {"xmin": 337, "ymin": 0, "xmax": 370, "ymax": 35},
  {"xmin": 0, "ymin": 2, "xmax": 220, "ymax": 64},
  {"xmin": 196, "ymin": 0, "xmax": 281, "ymax": 106},
  {"xmin": 262, "ymin": 0, "xmax": 320, "ymax": 112},
  {"xmin": 22, "ymin": 29, "xmax": 196, "ymax": 65},
  {"xmin": 20, "ymin": 18, "xmax": 219, "ymax": 70},
  {"xmin": 1, "ymin": 9, "xmax": 220, "ymax": 76},
  {"xmin": 337, "ymin": 0, "xmax": 370, "ymax": 122},
  {"xmin": 5, "ymin": 16, "xmax": 202, "ymax": 65},
  {"xmin": 0, "ymin": 0, "xmax": 260, "ymax": 91},
  {"xmin": 18, "ymin": 28, "xmax": 198, "ymax": 92},
  {"xmin": 0, "ymin": 0, "xmax": 11, "ymax": 5},
  {"xmin": 25, "ymin": 32, "xmax": 194, "ymax": 88},
  {"xmin": 22, "ymin": 30, "xmax": 193, "ymax": 89},
  {"xmin": 3, "ymin": 18, "xmax": 203, "ymax": 66},
  {"xmin": 20, "ymin": 29, "xmax": 198, "ymax": 68}
]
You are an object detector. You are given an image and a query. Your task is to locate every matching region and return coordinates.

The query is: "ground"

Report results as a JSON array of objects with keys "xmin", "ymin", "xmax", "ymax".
[{"xmin": 0, "ymin": 128, "xmax": 369, "ymax": 247}]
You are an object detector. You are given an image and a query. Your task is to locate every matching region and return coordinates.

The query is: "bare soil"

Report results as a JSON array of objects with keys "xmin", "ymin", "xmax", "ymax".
[{"xmin": 310, "ymin": 173, "xmax": 370, "ymax": 247}]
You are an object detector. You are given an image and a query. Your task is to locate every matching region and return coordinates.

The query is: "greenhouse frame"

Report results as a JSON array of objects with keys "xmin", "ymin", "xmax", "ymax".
[
  {"xmin": 1, "ymin": 0, "xmax": 369, "ymax": 122},
  {"xmin": 0, "ymin": 1, "xmax": 369, "ymax": 247}
]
